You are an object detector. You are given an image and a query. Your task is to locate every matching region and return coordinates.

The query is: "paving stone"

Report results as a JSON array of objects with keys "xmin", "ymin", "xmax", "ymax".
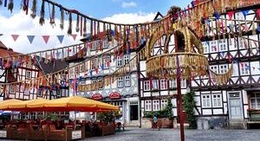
[{"xmin": 85, "ymin": 128, "xmax": 260, "ymax": 141}]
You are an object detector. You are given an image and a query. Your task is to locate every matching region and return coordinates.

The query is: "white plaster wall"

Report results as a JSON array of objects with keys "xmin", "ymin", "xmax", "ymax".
[{"xmin": 202, "ymin": 109, "xmax": 212, "ymax": 115}]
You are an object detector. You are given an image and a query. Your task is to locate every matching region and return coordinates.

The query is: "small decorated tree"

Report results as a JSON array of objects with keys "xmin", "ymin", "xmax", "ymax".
[
  {"xmin": 183, "ymin": 91, "xmax": 197, "ymax": 129},
  {"xmin": 164, "ymin": 97, "xmax": 174, "ymax": 120}
]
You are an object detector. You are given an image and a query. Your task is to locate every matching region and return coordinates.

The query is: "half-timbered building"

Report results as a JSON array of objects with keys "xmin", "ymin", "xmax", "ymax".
[
  {"xmin": 192, "ymin": 4, "xmax": 260, "ymax": 129},
  {"xmin": 139, "ymin": 4, "xmax": 260, "ymax": 130},
  {"xmin": 75, "ymin": 31, "xmax": 140, "ymax": 126},
  {"xmin": 0, "ymin": 41, "xmax": 40, "ymax": 100}
]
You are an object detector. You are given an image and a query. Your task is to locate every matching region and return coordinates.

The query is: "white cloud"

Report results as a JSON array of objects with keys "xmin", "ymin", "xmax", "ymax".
[
  {"xmin": 0, "ymin": 10, "xmax": 81, "ymax": 54},
  {"xmin": 0, "ymin": 10, "xmax": 155, "ymax": 54},
  {"xmin": 121, "ymin": 1, "xmax": 137, "ymax": 8},
  {"xmin": 102, "ymin": 12, "xmax": 156, "ymax": 24}
]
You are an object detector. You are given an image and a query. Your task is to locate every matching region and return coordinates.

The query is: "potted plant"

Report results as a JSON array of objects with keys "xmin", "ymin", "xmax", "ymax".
[{"xmin": 159, "ymin": 97, "xmax": 174, "ymax": 128}]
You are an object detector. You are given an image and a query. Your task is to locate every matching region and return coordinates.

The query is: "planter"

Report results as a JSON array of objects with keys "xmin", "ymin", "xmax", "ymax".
[
  {"xmin": 149, "ymin": 118, "xmax": 173, "ymax": 128},
  {"xmin": 160, "ymin": 118, "xmax": 173, "ymax": 128},
  {"xmin": 248, "ymin": 110, "xmax": 260, "ymax": 121}
]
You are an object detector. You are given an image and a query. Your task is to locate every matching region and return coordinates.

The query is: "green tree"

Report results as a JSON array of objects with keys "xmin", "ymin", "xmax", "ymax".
[
  {"xmin": 183, "ymin": 91, "xmax": 197, "ymax": 129},
  {"xmin": 164, "ymin": 97, "xmax": 174, "ymax": 119}
]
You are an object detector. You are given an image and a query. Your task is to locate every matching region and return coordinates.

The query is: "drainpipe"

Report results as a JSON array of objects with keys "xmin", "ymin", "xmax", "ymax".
[{"xmin": 136, "ymin": 53, "xmax": 142, "ymax": 128}]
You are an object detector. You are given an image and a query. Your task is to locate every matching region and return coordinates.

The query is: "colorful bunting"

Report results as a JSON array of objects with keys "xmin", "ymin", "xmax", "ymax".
[
  {"xmin": 57, "ymin": 35, "xmax": 64, "ymax": 43},
  {"xmin": 71, "ymin": 34, "xmax": 77, "ymax": 41},
  {"xmin": 42, "ymin": 35, "xmax": 50, "ymax": 44},
  {"xmin": 227, "ymin": 11, "xmax": 235, "ymax": 20},
  {"xmin": 242, "ymin": 9, "xmax": 249, "ymax": 19},
  {"xmin": 27, "ymin": 35, "xmax": 35, "ymax": 44},
  {"xmin": 11, "ymin": 34, "xmax": 19, "ymax": 41}
]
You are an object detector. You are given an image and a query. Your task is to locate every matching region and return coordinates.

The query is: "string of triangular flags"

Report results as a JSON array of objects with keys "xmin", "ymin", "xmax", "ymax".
[
  {"xmin": 1, "ymin": 41, "xmax": 140, "ymax": 95},
  {"xmin": 3, "ymin": 34, "xmax": 78, "ymax": 44},
  {"xmin": 0, "ymin": 0, "xmax": 172, "ymax": 44},
  {"xmin": 175, "ymin": 0, "xmax": 260, "ymax": 38}
]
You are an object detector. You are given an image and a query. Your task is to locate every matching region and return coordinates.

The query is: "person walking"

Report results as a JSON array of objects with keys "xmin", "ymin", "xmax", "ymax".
[{"xmin": 153, "ymin": 114, "xmax": 159, "ymax": 130}]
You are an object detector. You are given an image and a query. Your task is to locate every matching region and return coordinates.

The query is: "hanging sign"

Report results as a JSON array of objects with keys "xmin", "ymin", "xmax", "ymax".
[
  {"xmin": 109, "ymin": 92, "xmax": 121, "ymax": 99},
  {"xmin": 92, "ymin": 93, "xmax": 103, "ymax": 100}
]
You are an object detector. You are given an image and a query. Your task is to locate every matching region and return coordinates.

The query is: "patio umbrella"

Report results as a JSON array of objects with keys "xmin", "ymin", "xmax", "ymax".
[
  {"xmin": 8, "ymin": 98, "xmax": 50, "ymax": 111},
  {"xmin": 44, "ymin": 96, "xmax": 119, "ymax": 112},
  {"xmin": 0, "ymin": 99, "xmax": 23, "ymax": 110}
]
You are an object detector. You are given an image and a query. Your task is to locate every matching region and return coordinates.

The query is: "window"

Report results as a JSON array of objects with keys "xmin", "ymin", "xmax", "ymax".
[
  {"xmin": 160, "ymin": 79, "xmax": 167, "ymax": 90},
  {"xmin": 124, "ymin": 55, "xmax": 130, "ymax": 65},
  {"xmin": 210, "ymin": 41, "xmax": 217, "ymax": 52},
  {"xmin": 90, "ymin": 40, "xmax": 98, "ymax": 51},
  {"xmin": 250, "ymin": 94, "xmax": 260, "ymax": 109},
  {"xmin": 92, "ymin": 79, "xmax": 103, "ymax": 90},
  {"xmin": 203, "ymin": 42, "xmax": 209, "ymax": 53},
  {"xmin": 125, "ymin": 75, "xmax": 131, "ymax": 87},
  {"xmin": 181, "ymin": 79, "xmax": 186, "ymax": 88},
  {"xmin": 117, "ymin": 56, "xmax": 123, "ymax": 67},
  {"xmin": 212, "ymin": 94, "xmax": 222, "ymax": 107},
  {"xmin": 144, "ymin": 80, "xmax": 150, "ymax": 91},
  {"xmin": 145, "ymin": 100, "xmax": 152, "ymax": 111},
  {"xmin": 103, "ymin": 56, "xmax": 110, "ymax": 69},
  {"xmin": 152, "ymin": 80, "xmax": 159, "ymax": 90},
  {"xmin": 91, "ymin": 58, "xmax": 99, "ymax": 70},
  {"xmin": 117, "ymin": 77, "xmax": 124, "ymax": 88},
  {"xmin": 240, "ymin": 62, "xmax": 250, "ymax": 75},
  {"xmin": 161, "ymin": 99, "xmax": 168, "ymax": 110},
  {"xmin": 153, "ymin": 100, "xmax": 160, "ymax": 111},
  {"xmin": 24, "ymin": 88, "xmax": 30, "ymax": 95},
  {"xmin": 210, "ymin": 65, "xmax": 218, "ymax": 73},
  {"xmin": 25, "ymin": 71, "xmax": 31, "ymax": 79},
  {"xmin": 219, "ymin": 39, "xmax": 227, "ymax": 51},
  {"xmin": 103, "ymin": 39, "xmax": 109, "ymax": 49},
  {"xmin": 80, "ymin": 64, "xmax": 85, "ymax": 73},
  {"xmin": 238, "ymin": 37, "xmax": 246, "ymax": 49},
  {"xmin": 169, "ymin": 79, "xmax": 177, "ymax": 89},
  {"xmin": 202, "ymin": 94, "xmax": 211, "ymax": 108},
  {"xmin": 219, "ymin": 64, "xmax": 228, "ymax": 74},
  {"xmin": 9, "ymin": 85, "xmax": 16, "ymax": 93}
]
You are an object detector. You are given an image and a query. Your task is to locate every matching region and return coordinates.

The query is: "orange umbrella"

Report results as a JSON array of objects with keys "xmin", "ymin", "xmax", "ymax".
[
  {"xmin": 44, "ymin": 96, "xmax": 119, "ymax": 112},
  {"xmin": 8, "ymin": 98, "xmax": 50, "ymax": 111},
  {"xmin": 26, "ymin": 98, "xmax": 50, "ymax": 108},
  {"xmin": 8, "ymin": 100, "xmax": 30, "ymax": 109},
  {"xmin": 0, "ymin": 99, "xmax": 23, "ymax": 110}
]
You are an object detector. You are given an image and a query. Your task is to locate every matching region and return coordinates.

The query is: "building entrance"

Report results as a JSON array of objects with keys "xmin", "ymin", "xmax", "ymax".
[{"xmin": 130, "ymin": 105, "xmax": 138, "ymax": 120}]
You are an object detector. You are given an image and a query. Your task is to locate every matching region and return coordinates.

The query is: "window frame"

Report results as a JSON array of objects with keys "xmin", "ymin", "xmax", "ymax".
[
  {"xmin": 116, "ymin": 56, "xmax": 123, "ymax": 67},
  {"xmin": 169, "ymin": 79, "xmax": 176, "ymax": 89},
  {"xmin": 25, "ymin": 71, "xmax": 31, "ymax": 79},
  {"xmin": 117, "ymin": 77, "xmax": 124, "ymax": 88},
  {"xmin": 161, "ymin": 99, "xmax": 168, "ymax": 110},
  {"xmin": 124, "ymin": 75, "xmax": 131, "ymax": 87},
  {"xmin": 202, "ymin": 94, "xmax": 211, "ymax": 108},
  {"xmin": 212, "ymin": 94, "xmax": 222, "ymax": 107},
  {"xmin": 124, "ymin": 54, "xmax": 130, "ymax": 65},
  {"xmin": 250, "ymin": 93, "xmax": 260, "ymax": 109},
  {"xmin": 160, "ymin": 79, "xmax": 167, "ymax": 90},
  {"xmin": 153, "ymin": 100, "xmax": 160, "ymax": 111},
  {"xmin": 144, "ymin": 80, "xmax": 150, "ymax": 91},
  {"xmin": 145, "ymin": 100, "xmax": 152, "ymax": 111}
]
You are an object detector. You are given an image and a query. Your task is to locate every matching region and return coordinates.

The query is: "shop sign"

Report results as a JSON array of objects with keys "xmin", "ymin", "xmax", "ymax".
[
  {"xmin": 109, "ymin": 92, "xmax": 121, "ymax": 99},
  {"xmin": 92, "ymin": 93, "xmax": 103, "ymax": 100},
  {"xmin": 72, "ymin": 130, "xmax": 82, "ymax": 139},
  {"xmin": 0, "ymin": 130, "xmax": 7, "ymax": 138}
]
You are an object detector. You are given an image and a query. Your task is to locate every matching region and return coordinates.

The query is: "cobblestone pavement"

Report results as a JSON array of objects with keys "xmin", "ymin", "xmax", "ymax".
[{"xmin": 84, "ymin": 127, "xmax": 260, "ymax": 141}]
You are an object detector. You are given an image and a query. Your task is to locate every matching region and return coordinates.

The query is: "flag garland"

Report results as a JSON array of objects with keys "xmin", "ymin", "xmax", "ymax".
[{"xmin": 0, "ymin": 0, "xmax": 259, "ymax": 93}]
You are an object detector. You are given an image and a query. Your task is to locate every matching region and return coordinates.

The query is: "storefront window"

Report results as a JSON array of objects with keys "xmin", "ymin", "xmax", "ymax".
[{"xmin": 250, "ymin": 93, "xmax": 260, "ymax": 109}]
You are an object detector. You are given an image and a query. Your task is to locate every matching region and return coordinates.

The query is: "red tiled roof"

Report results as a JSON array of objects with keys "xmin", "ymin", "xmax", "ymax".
[{"xmin": 0, "ymin": 41, "xmax": 21, "ymax": 58}]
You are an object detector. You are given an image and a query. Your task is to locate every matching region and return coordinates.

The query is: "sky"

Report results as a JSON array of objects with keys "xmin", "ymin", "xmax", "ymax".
[{"xmin": 0, "ymin": 0, "xmax": 192, "ymax": 54}]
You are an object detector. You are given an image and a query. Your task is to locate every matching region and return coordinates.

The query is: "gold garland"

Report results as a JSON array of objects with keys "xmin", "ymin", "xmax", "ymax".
[{"xmin": 146, "ymin": 53, "xmax": 208, "ymax": 80}]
